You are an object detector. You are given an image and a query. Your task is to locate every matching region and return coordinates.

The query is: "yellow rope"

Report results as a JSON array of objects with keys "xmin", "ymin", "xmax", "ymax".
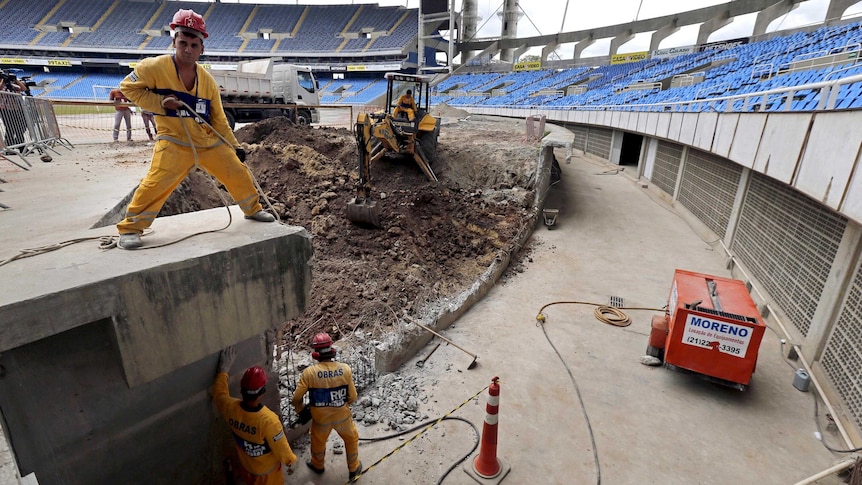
[{"xmin": 535, "ymin": 300, "xmax": 665, "ymax": 327}]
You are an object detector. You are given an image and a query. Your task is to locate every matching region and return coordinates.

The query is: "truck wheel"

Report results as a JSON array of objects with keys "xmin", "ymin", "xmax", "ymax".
[
  {"xmin": 297, "ymin": 110, "xmax": 311, "ymax": 126},
  {"xmin": 225, "ymin": 111, "xmax": 236, "ymax": 130}
]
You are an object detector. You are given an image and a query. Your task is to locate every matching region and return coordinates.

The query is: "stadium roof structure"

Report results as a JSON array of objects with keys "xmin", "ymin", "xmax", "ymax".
[{"xmin": 458, "ymin": 0, "xmax": 860, "ymax": 63}]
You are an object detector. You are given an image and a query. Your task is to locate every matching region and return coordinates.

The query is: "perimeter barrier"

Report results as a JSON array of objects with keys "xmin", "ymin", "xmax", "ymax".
[{"xmin": 0, "ymin": 91, "xmax": 73, "ymax": 169}]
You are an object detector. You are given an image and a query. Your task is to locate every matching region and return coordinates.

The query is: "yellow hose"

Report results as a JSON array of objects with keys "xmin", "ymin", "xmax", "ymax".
[{"xmin": 535, "ymin": 300, "xmax": 665, "ymax": 328}]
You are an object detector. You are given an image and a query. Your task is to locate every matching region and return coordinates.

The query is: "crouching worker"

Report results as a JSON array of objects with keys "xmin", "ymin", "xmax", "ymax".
[
  {"xmin": 292, "ymin": 333, "xmax": 363, "ymax": 481},
  {"xmin": 214, "ymin": 346, "xmax": 297, "ymax": 484}
]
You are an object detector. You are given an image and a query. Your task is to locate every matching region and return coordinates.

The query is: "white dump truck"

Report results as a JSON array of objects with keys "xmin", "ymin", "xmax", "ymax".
[{"xmin": 209, "ymin": 58, "xmax": 320, "ymax": 128}]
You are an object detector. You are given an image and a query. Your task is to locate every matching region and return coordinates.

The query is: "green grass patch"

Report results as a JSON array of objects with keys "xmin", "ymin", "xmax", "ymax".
[{"xmin": 52, "ymin": 104, "xmax": 111, "ymax": 116}]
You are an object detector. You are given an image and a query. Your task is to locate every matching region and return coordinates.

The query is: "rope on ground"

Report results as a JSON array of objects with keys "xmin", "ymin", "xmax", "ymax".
[
  {"xmin": 0, "ymin": 236, "xmax": 111, "ymax": 267},
  {"xmin": 350, "ymin": 383, "xmax": 488, "ymax": 484}
]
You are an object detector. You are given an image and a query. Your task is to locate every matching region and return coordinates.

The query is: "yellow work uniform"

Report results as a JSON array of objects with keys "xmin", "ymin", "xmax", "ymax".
[
  {"xmin": 213, "ymin": 372, "xmax": 297, "ymax": 485},
  {"xmin": 116, "ymin": 54, "xmax": 262, "ymax": 235},
  {"xmin": 291, "ymin": 360, "xmax": 360, "ymax": 472},
  {"xmin": 394, "ymin": 94, "xmax": 416, "ymax": 120}
]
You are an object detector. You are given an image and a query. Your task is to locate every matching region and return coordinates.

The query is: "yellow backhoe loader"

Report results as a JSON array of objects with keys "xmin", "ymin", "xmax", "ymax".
[{"xmin": 347, "ymin": 73, "xmax": 440, "ymax": 227}]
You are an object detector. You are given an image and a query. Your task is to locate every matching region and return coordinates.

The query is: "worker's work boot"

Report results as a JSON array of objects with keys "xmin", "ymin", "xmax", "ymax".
[
  {"xmin": 305, "ymin": 460, "xmax": 324, "ymax": 474},
  {"xmin": 118, "ymin": 233, "xmax": 142, "ymax": 250},
  {"xmin": 245, "ymin": 210, "xmax": 276, "ymax": 223},
  {"xmin": 349, "ymin": 462, "xmax": 362, "ymax": 481}
]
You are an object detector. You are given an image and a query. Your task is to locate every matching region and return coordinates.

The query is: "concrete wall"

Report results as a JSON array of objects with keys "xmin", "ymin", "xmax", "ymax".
[
  {"xmin": 467, "ymin": 107, "xmax": 862, "ymax": 227},
  {"xmin": 0, "ymin": 208, "xmax": 313, "ymax": 484}
]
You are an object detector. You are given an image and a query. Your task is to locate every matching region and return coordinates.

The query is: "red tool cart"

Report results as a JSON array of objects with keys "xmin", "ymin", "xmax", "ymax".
[{"xmin": 647, "ymin": 269, "xmax": 766, "ymax": 391}]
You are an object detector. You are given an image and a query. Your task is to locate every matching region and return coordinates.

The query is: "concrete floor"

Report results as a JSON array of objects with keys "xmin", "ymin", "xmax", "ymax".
[{"xmin": 0, "ymin": 132, "xmax": 850, "ymax": 485}]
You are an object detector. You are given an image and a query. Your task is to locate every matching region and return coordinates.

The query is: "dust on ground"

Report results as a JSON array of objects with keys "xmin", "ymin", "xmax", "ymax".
[{"xmin": 161, "ymin": 115, "xmax": 541, "ymax": 344}]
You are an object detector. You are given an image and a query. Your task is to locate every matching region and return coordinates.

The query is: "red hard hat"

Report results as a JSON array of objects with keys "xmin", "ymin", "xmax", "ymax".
[
  {"xmin": 170, "ymin": 9, "xmax": 208, "ymax": 39},
  {"xmin": 240, "ymin": 366, "xmax": 267, "ymax": 395},
  {"xmin": 311, "ymin": 332, "xmax": 333, "ymax": 350}
]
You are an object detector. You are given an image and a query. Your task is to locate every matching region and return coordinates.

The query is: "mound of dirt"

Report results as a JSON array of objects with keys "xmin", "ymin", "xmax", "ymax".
[{"xmin": 161, "ymin": 116, "xmax": 539, "ymax": 342}]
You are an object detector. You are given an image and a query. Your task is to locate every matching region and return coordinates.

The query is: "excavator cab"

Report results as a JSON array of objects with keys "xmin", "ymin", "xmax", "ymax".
[{"xmin": 348, "ymin": 73, "xmax": 440, "ymax": 227}]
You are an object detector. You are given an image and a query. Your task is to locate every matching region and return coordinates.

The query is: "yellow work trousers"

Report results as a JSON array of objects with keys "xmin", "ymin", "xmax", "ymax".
[
  {"xmin": 393, "ymin": 107, "xmax": 415, "ymax": 121},
  {"xmin": 309, "ymin": 411, "xmax": 360, "ymax": 473},
  {"xmin": 237, "ymin": 463, "xmax": 283, "ymax": 485},
  {"xmin": 116, "ymin": 140, "xmax": 262, "ymax": 234}
]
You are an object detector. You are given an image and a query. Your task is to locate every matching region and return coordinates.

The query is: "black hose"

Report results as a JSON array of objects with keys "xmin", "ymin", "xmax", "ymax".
[
  {"xmin": 538, "ymin": 320, "xmax": 601, "ymax": 485},
  {"xmin": 358, "ymin": 415, "xmax": 480, "ymax": 484},
  {"xmin": 814, "ymin": 393, "xmax": 862, "ymax": 453}
]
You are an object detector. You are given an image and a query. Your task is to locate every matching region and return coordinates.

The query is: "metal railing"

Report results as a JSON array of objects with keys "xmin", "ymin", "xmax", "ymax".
[{"xmin": 0, "ymin": 91, "xmax": 73, "ymax": 170}]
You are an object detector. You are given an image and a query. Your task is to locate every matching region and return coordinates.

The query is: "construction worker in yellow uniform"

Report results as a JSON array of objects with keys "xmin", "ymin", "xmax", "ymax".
[
  {"xmin": 393, "ymin": 89, "xmax": 417, "ymax": 121},
  {"xmin": 214, "ymin": 346, "xmax": 297, "ymax": 485},
  {"xmin": 292, "ymin": 333, "xmax": 363, "ymax": 481},
  {"xmin": 115, "ymin": 9, "xmax": 275, "ymax": 250}
]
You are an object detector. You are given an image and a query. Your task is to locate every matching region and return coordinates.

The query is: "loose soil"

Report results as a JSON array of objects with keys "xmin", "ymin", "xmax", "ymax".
[{"xmin": 161, "ymin": 115, "xmax": 541, "ymax": 343}]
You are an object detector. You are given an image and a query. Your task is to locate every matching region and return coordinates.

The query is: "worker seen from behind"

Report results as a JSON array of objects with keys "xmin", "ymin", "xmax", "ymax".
[
  {"xmin": 292, "ymin": 333, "xmax": 363, "ymax": 480},
  {"xmin": 109, "ymin": 88, "xmax": 133, "ymax": 142},
  {"xmin": 393, "ymin": 89, "xmax": 416, "ymax": 121},
  {"xmin": 214, "ymin": 346, "xmax": 297, "ymax": 484},
  {"xmin": 115, "ymin": 8, "xmax": 275, "ymax": 250}
]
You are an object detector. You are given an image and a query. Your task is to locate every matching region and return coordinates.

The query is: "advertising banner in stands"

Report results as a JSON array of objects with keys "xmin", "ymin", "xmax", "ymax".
[
  {"xmin": 346, "ymin": 63, "xmax": 402, "ymax": 72},
  {"xmin": 1, "ymin": 57, "xmax": 81, "ymax": 67},
  {"xmin": 700, "ymin": 37, "xmax": 749, "ymax": 52},
  {"xmin": 651, "ymin": 46, "xmax": 696, "ymax": 60},
  {"xmin": 610, "ymin": 51, "xmax": 649, "ymax": 64},
  {"xmin": 513, "ymin": 61, "xmax": 542, "ymax": 71}
]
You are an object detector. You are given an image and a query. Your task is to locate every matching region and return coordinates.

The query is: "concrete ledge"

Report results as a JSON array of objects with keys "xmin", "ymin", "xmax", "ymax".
[
  {"xmin": 0, "ymin": 206, "xmax": 312, "ymax": 386},
  {"xmin": 0, "ymin": 206, "xmax": 312, "ymax": 483}
]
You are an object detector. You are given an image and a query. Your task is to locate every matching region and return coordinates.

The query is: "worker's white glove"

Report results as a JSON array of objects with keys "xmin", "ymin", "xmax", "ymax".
[{"xmin": 218, "ymin": 346, "xmax": 236, "ymax": 373}]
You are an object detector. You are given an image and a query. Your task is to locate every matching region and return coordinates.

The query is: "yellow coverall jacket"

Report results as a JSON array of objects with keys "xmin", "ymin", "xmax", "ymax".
[
  {"xmin": 116, "ymin": 54, "xmax": 263, "ymax": 235},
  {"xmin": 213, "ymin": 372, "xmax": 297, "ymax": 485},
  {"xmin": 291, "ymin": 360, "xmax": 360, "ymax": 472},
  {"xmin": 394, "ymin": 94, "xmax": 416, "ymax": 121}
]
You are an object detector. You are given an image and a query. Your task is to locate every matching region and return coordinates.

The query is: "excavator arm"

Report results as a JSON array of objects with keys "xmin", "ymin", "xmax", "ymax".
[{"xmin": 347, "ymin": 113, "xmax": 384, "ymax": 227}]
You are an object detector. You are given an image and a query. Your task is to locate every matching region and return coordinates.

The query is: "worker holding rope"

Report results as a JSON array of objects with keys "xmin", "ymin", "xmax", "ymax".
[{"xmin": 115, "ymin": 9, "xmax": 275, "ymax": 250}]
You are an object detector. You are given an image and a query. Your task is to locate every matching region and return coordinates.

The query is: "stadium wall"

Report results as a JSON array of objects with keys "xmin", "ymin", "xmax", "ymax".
[{"xmin": 466, "ymin": 104, "xmax": 862, "ymax": 441}]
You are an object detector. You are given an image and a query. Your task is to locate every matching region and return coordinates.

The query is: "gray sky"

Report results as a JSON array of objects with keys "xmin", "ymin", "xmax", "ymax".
[{"xmin": 225, "ymin": 0, "xmax": 862, "ymax": 58}]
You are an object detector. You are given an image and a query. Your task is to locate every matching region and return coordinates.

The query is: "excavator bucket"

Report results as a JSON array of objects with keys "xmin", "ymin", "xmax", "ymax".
[{"xmin": 347, "ymin": 197, "xmax": 381, "ymax": 228}]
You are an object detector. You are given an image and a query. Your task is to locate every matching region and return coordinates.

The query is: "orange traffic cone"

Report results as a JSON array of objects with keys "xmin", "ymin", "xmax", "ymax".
[{"xmin": 465, "ymin": 377, "xmax": 510, "ymax": 483}]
